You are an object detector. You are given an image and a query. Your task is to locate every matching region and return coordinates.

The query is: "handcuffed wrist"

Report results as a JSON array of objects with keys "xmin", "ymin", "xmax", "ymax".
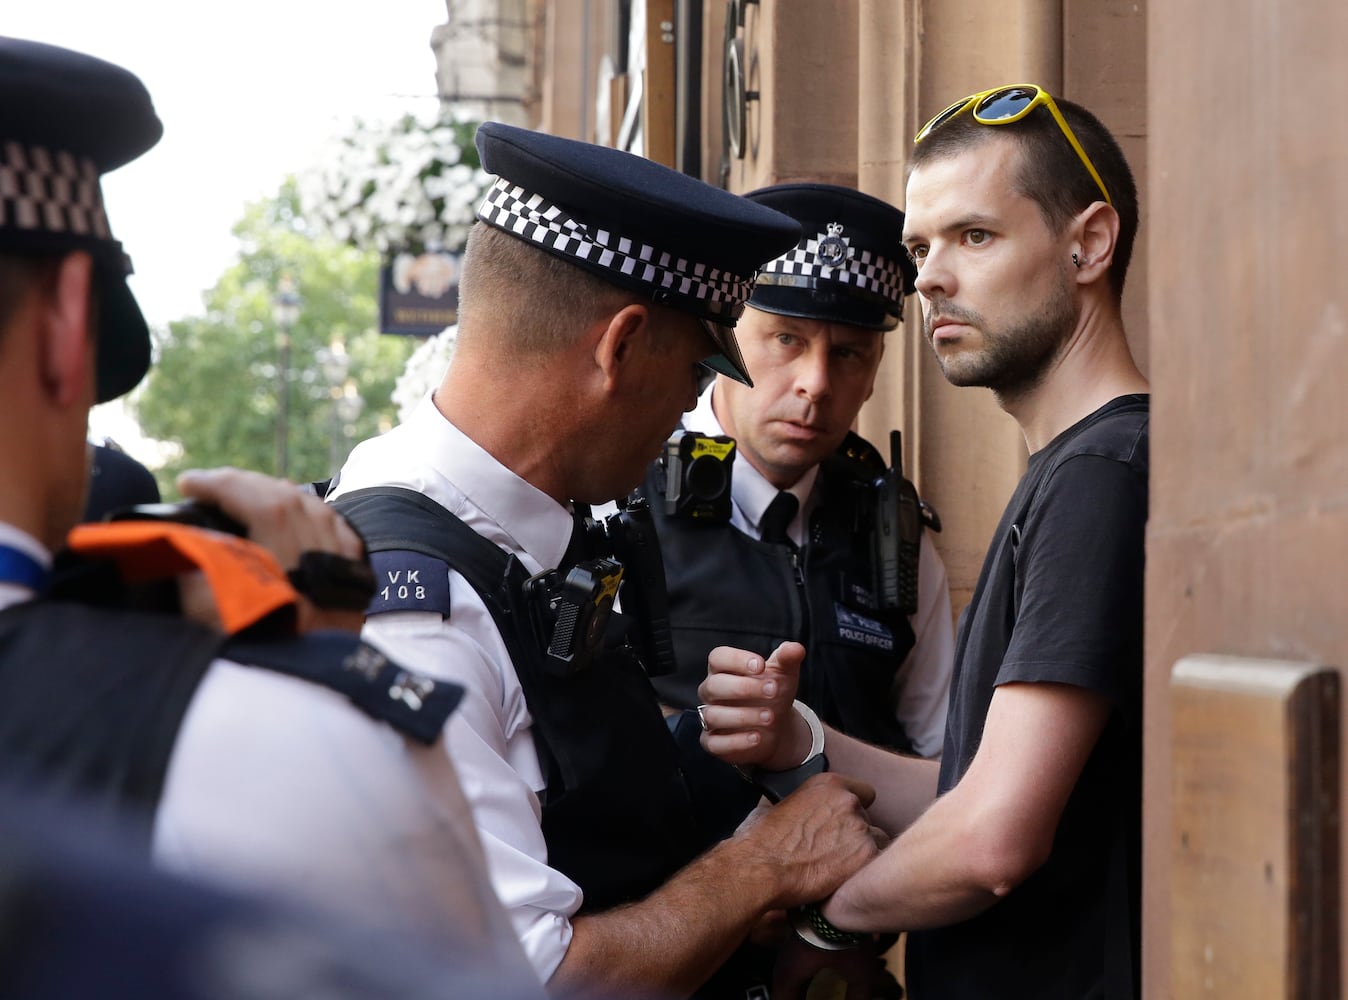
[
  {"xmin": 790, "ymin": 901, "xmax": 867, "ymax": 951},
  {"xmin": 791, "ymin": 699, "xmax": 825, "ymax": 765},
  {"xmin": 733, "ymin": 700, "xmax": 829, "ymax": 804}
]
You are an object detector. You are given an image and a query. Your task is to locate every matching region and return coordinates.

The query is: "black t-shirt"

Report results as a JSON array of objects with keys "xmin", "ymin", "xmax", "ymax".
[{"xmin": 906, "ymin": 394, "xmax": 1149, "ymax": 1000}]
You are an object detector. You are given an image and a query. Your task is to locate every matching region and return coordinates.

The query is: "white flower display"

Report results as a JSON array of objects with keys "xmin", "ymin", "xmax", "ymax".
[
  {"xmin": 392, "ymin": 325, "xmax": 459, "ymax": 423},
  {"xmin": 301, "ymin": 111, "xmax": 490, "ymax": 256}
]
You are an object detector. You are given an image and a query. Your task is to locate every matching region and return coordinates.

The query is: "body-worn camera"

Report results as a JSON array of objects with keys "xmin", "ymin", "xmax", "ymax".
[
  {"xmin": 525, "ymin": 495, "xmax": 677, "ymax": 678},
  {"xmin": 523, "ymin": 558, "xmax": 624, "ymax": 677},
  {"xmin": 658, "ymin": 431, "xmax": 735, "ymax": 522}
]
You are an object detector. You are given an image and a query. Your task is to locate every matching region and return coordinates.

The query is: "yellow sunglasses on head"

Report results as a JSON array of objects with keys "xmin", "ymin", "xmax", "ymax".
[{"xmin": 914, "ymin": 84, "xmax": 1112, "ymax": 207}]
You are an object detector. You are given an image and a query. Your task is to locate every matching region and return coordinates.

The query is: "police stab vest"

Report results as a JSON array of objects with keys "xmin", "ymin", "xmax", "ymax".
[{"xmin": 643, "ymin": 432, "xmax": 919, "ymax": 754}]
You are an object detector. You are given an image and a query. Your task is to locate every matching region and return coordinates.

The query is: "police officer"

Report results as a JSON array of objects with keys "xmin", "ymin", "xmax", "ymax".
[
  {"xmin": 0, "ymin": 36, "xmax": 539, "ymax": 994},
  {"xmin": 328, "ymin": 123, "xmax": 883, "ymax": 999},
  {"xmin": 645, "ymin": 183, "xmax": 953, "ymax": 757}
]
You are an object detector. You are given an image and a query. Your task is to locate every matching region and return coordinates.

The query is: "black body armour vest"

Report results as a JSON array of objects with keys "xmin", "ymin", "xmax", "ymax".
[
  {"xmin": 0, "ymin": 585, "xmax": 461, "ymax": 850},
  {"xmin": 332, "ymin": 488, "xmax": 753, "ymax": 915},
  {"xmin": 643, "ymin": 432, "xmax": 919, "ymax": 754}
]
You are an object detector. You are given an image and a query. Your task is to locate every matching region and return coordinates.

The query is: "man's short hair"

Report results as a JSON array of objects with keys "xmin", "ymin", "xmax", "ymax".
[
  {"xmin": 457, "ymin": 221, "xmax": 635, "ymax": 358},
  {"xmin": 911, "ymin": 95, "xmax": 1138, "ymax": 300},
  {"xmin": 0, "ymin": 253, "xmax": 51, "ymax": 336}
]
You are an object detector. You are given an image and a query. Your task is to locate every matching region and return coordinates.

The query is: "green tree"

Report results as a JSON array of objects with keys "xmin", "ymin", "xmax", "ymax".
[{"xmin": 134, "ymin": 179, "xmax": 416, "ymax": 495}]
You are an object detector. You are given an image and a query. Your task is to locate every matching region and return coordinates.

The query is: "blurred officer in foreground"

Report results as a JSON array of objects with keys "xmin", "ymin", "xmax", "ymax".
[
  {"xmin": 83, "ymin": 439, "xmax": 161, "ymax": 522},
  {"xmin": 329, "ymin": 122, "xmax": 884, "ymax": 999},
  {"xmin": 0, "ymin": 783, "xmax": 520, "ymax": 1000},
  {"xmin": 0, "ymin": 36, "xmax": 540, "ymax": 996},
  {"xmin": 699, "ymin": 85, "xmax": 1147, "ymax": 998},
  {"xmin": 642, "ymin": 183, "xmax": 954, "ymax": 759}
]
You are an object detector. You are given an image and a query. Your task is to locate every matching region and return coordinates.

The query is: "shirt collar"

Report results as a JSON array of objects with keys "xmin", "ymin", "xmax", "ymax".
[
  {"xmin": 0, "ymin": 523, "xmax": 52, "ymax": 569},
  {"xmin": 344, "ymin": 393, "xmax": 575, "ymax": 574},
  {"xmin": 0, "ymin": 522, "xmax": 52, "ymax": 608}
]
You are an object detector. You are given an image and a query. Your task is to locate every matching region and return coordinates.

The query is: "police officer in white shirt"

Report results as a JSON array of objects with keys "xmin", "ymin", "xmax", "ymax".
[{"xmin": 330, "ymin": 123, "xmax": 884, "ymax": 999}]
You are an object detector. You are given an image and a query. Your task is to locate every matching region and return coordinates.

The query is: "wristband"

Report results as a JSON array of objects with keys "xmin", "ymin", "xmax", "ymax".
[{"xmin": 790, "ymin": 901, "xmax": 867, "ymax": 951}]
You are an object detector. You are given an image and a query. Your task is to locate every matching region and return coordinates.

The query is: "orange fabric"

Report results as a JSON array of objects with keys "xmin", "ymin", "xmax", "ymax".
[{"xmin": 66, "ymin": 522, "xmax": 298, "ymax": 634}]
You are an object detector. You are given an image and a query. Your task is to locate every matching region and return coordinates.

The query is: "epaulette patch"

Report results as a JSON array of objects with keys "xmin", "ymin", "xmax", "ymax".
[
  {"xmin": 225, "ymin": 632, "xmax": 464, "ymax": 745},
  {"xmin": 336, "ymin": 640, "xmax": 463, "ymax": 744},
  {"xmin": 367, "ymin": 551, "xmax": 451, "ymax": 617}
]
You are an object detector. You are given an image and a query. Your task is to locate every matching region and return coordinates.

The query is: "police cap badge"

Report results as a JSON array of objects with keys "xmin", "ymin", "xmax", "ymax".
[
  {"xmin": 474, "ymin": 122, "xmax": 802, "ymax": 386},
  {"xmin": 743, "ymin": 183, "xmax": 918, "ymax": 332}
]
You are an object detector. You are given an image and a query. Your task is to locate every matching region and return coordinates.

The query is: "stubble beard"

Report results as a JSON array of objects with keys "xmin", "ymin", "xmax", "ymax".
[{"xmin": 925, "ymin": 274, "xmax": 1079, "ymax": 403}]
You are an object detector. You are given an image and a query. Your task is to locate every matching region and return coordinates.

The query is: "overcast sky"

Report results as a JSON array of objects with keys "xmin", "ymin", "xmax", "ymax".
[{"xmin": 7, "ymin": 2, "xmax": 449, "ymax": 454}]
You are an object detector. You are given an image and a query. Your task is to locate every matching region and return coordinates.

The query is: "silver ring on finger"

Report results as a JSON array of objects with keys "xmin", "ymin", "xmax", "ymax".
[{"xmin": 697, "ymin": 704, "xmax": 711, "ymax": 733}]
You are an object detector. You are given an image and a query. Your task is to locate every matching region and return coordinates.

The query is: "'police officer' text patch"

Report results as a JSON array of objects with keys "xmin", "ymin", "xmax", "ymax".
[
  {"xmin": 832, "ymin": 603, "xmax": 895, "ymax": 653},
  {"xmin": 367, "ymin": 551, "xmax": 451, "ymax": 617}
]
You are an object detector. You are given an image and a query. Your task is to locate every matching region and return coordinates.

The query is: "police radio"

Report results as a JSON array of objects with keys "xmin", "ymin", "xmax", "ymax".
[
  {"xmin": 523, "ymin": 558, "xmax": 624, "ymax": 677},
  {"xmin": 658, "ymin": 431, "xmax": 735, "ymax": 522},
  {"xmin": 597, "ymin": 495, "xmax": 678, "ymax": 677},
  {"xmin": 870, "ymin": 430, "xmax": 923, "ymax": 616}
]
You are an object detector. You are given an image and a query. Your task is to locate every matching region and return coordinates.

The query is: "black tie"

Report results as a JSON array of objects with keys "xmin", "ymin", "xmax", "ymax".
[{"xmin": 759, "ymin": 491, "xmax": 799, "ymax": 546}]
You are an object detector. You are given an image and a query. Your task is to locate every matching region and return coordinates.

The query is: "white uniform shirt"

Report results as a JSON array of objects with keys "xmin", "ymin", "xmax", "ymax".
[
  {"xmin": 684, "ymin": 385, "xmax": 955, "ymax": 757},
  {"xmin": 327, "ymin": 394, "xmax": 584, "ymax": 983},
  {"xmin": 0, "ymin": 521, "xmax": 537, "ymax": 994}
]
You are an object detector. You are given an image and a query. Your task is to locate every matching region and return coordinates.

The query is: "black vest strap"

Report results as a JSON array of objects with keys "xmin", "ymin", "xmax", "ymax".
[
  {"xmin": 331, "ymin": 487, "xmax": 565, "ymax": 782},
  {"xmin": 331, "ymin": 486, "xmax": 750, "ymax": 912},
  {"xmin": 0, "ymin": 601, "xmax": 223, "ymax": 844}
]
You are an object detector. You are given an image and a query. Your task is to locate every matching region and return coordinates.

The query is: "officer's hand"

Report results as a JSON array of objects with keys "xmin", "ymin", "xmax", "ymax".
[
  {"xmin": 177, "ymin": 468, "xmax": 370, "ymax": 634},
  {"xmin": 732, "ymin": 772, "xmax": 878, "ymax": 910},
  {"xmin": 698, "ymin": 641, "xmax": 811, "ymax": 770}
]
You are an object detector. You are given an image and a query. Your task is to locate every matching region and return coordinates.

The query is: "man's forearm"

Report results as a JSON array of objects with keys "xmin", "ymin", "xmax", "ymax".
[
  {"xmin": 549, "ymin": 838, "xmax": 777, "ymax": 998},
  {"xmin": 822, "ymin": 788, "xmax": 1007, "ymax": 934},
  {"xmin": 816, "ymin": 726, "xmax": 939, "ymax": 834}
]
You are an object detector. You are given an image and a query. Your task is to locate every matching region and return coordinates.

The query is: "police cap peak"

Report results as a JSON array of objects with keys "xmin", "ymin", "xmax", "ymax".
[
  {"xmin": 0, "ymin": 36, "xmax": 163, "ymax": 402},
  {"xmin": 743, "ymin": 182, "xmax": 918, "ymax": 332},
  {"xmin": 474, "ymin": 121, "xmax": 801, "ymax": 384}
]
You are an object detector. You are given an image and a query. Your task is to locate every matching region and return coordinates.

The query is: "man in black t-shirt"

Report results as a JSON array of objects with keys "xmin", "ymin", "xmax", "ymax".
[{"xmin": 698, "ymin": 86, "xmax": 1147, "ymax": 998}]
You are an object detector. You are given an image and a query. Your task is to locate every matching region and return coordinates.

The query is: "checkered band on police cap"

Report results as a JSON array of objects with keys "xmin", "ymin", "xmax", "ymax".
[
  {"xmin": 478, "ymin": 177, "xmax": 755, "ymax": 322},
  {"xmin": 0, "ymin": 140, "xmax": 122, "ymax": 254},
  {"xmin": 757, "ymin": 228, "xmax": 907, "ymax": 309}
]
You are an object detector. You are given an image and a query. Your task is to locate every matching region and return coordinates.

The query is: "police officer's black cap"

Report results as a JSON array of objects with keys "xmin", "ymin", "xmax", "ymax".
[
  {"xmin": 0, "ymin": 37, "xmax": 163, "ymax": 402},
  {"xmin": 742, "ymin": 183, "xmax": 918, "ymax": 332},
  {"xmin": 474, "ymin": 121, "xmax": 802, "ymax": 385},
  {"xmin": 83, "ymin": 443, "xmax": 161, "ymax": 523}
]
